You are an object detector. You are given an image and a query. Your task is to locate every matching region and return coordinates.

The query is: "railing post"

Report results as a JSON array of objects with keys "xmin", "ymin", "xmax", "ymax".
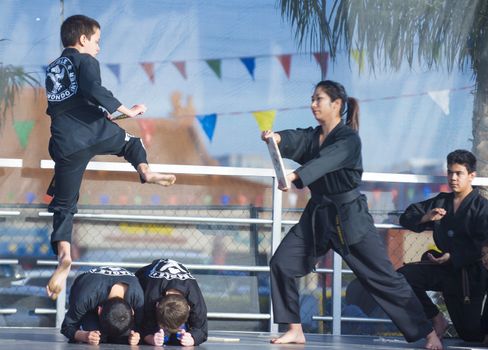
[
  {"xmin": 56, "ymin": 283, "xmax": 67, "ymax": 328},
  {"xmin": 269, "ymin": 177, "xmax": 283, "ymax": 333},
  {"xmin": 331, "ymin": 252, "xmax": 342, "ymax": 335}
]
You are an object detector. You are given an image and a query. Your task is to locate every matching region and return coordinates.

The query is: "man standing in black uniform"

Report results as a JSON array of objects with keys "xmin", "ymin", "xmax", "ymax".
[
  {"xmin": 136, "ymin": 259, "xmax": 208, "ymax": 346},
  {"xmin": 44, "ymin": 15, "xmax": 176, "ymax": 300},
  {"xmin": 61, "ymin": 266, "xmax": 144, "ymax": 345},
  {"xmin": 399, "ymin": 150, "xmax": 488, "ymax": 342}
]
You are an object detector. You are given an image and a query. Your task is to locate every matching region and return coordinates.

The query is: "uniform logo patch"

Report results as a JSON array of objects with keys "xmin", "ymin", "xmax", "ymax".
[
  {"xmin": 88, "ymin": 266, "xmax": 135, "ymax": 276},
  {"xmin": 148, "ymin": 259, "xmax": 195, "ymax": 280},
  {"xmin": 46, "ymin": 57, "xmax": 78, "ymax": 102}
]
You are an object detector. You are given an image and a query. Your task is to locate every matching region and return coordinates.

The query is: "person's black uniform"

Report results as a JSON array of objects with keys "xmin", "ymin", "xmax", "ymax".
[
  {"xmin": 45, "ymin": 47, "xmax": 148, "ymax": 254},
  {"xmin": 136, "ymin": 259, "xmax": 208, "ymax": 345},
  {"xmin": 61, "ymin": 266, "xmax": 144, "ymax": 343},
  {"xmin": 270, "ymin": 123, "xmax": 433, "ymax": 341},
  {"xmin": 399, "ymin": 188, "xmax": 488, "ymax": 341}
]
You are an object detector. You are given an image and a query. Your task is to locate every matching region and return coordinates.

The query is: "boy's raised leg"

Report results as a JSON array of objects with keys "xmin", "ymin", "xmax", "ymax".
[
  {"xmin": 137, "ymin": 163, "xmax": 176, "ymax": 186},
  {"xmin": 46, "ymin": 241, "xmax": 72, "ymax": 300}
]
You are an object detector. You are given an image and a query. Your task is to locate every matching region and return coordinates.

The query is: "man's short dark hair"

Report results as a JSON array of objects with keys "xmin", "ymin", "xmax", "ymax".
[
  {"xmin": 99, "ymin": 297, "xmax": 133, "ymax": 338},
  {"xmin": 155, "ymin": 294, "xmax": 189, "ymax": 333},
  {"xmin": 61, "ymin": 15, "xmax": 100, "ymax": 48},
  {"xmin": 447, "ymin": 149, "xmax": 477, "ymax": 173}
]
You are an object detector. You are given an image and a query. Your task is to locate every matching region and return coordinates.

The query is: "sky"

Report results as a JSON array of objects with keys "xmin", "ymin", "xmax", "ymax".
[{"xmin": 0, "ymin": 0, "xmax": 475, "ymax": 173}]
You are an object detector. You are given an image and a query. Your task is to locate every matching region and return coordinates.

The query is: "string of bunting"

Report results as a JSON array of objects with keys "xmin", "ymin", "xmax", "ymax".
[
  {"xmin": 194, "ymin": 85, "xmax": 472, "ymax": 141},
  {"xmin": 104, "ymin": 51, "xmax": 329, "ymax": 83}
]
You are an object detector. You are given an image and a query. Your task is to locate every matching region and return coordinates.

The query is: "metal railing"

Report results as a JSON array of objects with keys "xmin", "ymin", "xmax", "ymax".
[{"xmin": 3, "ymin": 159, "xmax": 488, "ymax": 334}]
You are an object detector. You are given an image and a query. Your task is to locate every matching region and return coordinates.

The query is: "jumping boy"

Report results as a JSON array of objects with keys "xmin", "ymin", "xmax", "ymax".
[
  {"xmin": 44, "ymin": 14, "xmax": 176, "ymax": 300},
  {"xmin": 61, "ymin": 266, "xmax": 144, "ymax": 345},
  {"xmin": 136, "ymin": 259, "xmax": 208, "ymax": 346},
  {"xmin": 398, "ymin": 149, "xmax": 488, "ymax": 343}
]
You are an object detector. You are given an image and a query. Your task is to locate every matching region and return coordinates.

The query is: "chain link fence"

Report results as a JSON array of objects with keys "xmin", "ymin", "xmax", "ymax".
[{"xmin": 0, "ymin": 194, "xmax": 454, "ymax": 336}]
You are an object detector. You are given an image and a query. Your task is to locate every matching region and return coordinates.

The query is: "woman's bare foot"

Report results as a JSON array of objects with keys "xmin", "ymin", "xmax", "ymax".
[
  {"xmin": 46, "ymin": 255, "xmax": 72, "ymax": 300},
  {"xmin": 432, "ymin": 312, "xmax": 449, "ymax": 339},
  {"xmin": 425, "ymin": 330, "xmax": 443, "ymax": 350},
  {"xmin": 271, "ymin": 324, "xmax": 306, "ymax": 344},
  {"xmin": 137, "ymin": 164, "xmax": 176, "ymax": 186}
]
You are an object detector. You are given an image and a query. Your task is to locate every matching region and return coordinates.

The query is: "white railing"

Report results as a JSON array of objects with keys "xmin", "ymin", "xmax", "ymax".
[{"xmin": 3, "ymin": 160, "xmax": 488, "ymax": 333}]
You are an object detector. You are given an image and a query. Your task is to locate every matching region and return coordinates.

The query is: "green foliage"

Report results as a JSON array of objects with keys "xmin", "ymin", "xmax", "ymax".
[
  {"xmin": 278, "ymin": 0, "xmax": 488, "ymax": 73},
  {"xmin": 0, "ymin": 38, "xmax": 40, "ymax": 129}
]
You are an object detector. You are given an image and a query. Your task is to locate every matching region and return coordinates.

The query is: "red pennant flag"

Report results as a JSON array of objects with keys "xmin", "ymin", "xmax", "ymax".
[
  {"xmin": 137, "ymin": 119, "xmax": 156, "ymax": 145},
  {"xmin": 313, "ymin": 52, "xmax": 329, "ymax": 78},
  {"xmin": 276, "ymin": 54, "xmax": 292, "ymax": 79},
  {"xmin": 140, "ymin": 62, "xmax": 155, "ymax": 84},
  {"xmin": 172, "ymin": 61, "xmax": 187, "ymax": 80}
]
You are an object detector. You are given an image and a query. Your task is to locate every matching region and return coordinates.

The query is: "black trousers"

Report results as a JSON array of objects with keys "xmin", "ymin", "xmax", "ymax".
[
  {"xmin": 398, "ymin": 262, "xmax": 485, "ymax": 342},
  {"xmin": 48, "ymin": 129, "xmax": 147, "ymax": 254},
  {"xmin": 270, "ymin": 206, "xmax": 433, "ymax": 342}
]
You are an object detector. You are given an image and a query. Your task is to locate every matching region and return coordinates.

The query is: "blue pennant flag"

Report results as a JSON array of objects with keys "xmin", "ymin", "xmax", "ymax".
[
  {"xmin": 196, "ymin": 113, "xmax": 217, "ymax": 141},
  {"xmin": 106, "ymin": 63, "xmax": 121, "ymax": 83},
  {"xmin": 240, "ymin": 57, "xmax": 255, "ymax": 80}
]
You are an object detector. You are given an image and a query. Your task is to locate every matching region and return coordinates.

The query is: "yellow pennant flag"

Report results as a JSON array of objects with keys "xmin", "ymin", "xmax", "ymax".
[{"xmin": 252, "ymin": 110, "xmax": 276, "ymax": 131}]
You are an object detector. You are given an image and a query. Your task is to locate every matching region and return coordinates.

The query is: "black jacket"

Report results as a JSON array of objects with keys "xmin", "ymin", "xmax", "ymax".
[
  {"xmin": 400, "ymin": 188, "xmax": 488, "ymax": 297},
  {"xmin": 61, "ymin": 266, "xmax": 144, "ymax": 342},
  {"xmin": 45, "ymin": 48, "xmax": 122, "ymax": 157},
  {"xmin": 136, "ymin": 259, "xmax": 208, "ymax": 346},
  {"xmin": 278, "ymin": 123, "xmax": 374, "ymax": 247}
]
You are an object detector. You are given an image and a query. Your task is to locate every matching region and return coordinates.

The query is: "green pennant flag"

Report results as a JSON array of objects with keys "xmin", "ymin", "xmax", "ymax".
[
  {"xmin": 206, "ymin": 59, "xmax": 222, "ymax": 79},
  {"xmin": 13, "ymin": 120, "xmax": 35, "ymax": 149}
]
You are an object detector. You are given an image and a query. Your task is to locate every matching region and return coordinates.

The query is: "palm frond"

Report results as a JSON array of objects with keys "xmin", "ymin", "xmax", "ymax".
[
  {"xmin": 279, "ymin": 0, "xmax": 482, "ymax": 74},
  {"xmin": 0, "ymin": 64, "xmax": 40, "ymax": 129}
]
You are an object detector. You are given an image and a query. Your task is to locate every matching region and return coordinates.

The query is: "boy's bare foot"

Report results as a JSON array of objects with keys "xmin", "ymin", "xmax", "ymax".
[
  {"xmin": 425, "ymin": 330, "xmax": 443, "ymax": 350},
  {"xmin": 46, "ymin": 255, "xmax": 72, "ymax": 300},
  {"xmin": 137, "ymin": 164, "xmax": 176, "ymax": 186},
  {"xmin": 432, "ymin": 312, "xmax": 449, "ymax": 339},
  {"xmin": 143, "ymin": 172, "xmax": 176, "ymax": 186},
  {"xmin": 271, "ymin": 324, "xmax": 306, "ymax": 344}
]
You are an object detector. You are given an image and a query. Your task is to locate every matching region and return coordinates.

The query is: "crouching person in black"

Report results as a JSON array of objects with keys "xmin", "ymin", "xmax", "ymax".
[{"xmin": 61, "ymin": 266, "xmax": 144, "ymax": 345}]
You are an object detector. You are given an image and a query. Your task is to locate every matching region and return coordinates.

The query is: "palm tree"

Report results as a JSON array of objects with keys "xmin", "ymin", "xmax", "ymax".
[
  {"xmin": 279, "ymin": 0, "xmax": 488, "ymax": 178},
  {"xmin": 0, "ymin": 38, "xmax": 39, "ymax": 129}
]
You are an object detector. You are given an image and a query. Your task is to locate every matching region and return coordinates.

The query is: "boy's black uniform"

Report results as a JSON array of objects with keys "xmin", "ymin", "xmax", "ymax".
[
  {"xmin": 399, "ymin": 188, "xmax": 488, "ymax": 341},
  {"xmin": 61, "ymin": 266, "xmax": 144, "ymax": 343},
  {"xmin": 136, "ymin": 259, "xmax": 208, "ymax": 345},
  {"xmin": 45, "ymin": 48, "xmax": 147, "ymax": 253},
  {"xmin": 270, "ymin": 124, "xmax": 433, "ymax": 342}
]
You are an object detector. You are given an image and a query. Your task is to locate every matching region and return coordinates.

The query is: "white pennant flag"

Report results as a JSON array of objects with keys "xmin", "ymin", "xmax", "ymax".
[{"xmin": 428, "ymin": 89, "xmax": 450, "ymax": 115}]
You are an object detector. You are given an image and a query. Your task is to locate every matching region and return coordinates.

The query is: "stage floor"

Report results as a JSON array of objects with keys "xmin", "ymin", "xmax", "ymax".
[{"xmin": 0, "ymin": 328, "xmax": 486, "ymax": 350}]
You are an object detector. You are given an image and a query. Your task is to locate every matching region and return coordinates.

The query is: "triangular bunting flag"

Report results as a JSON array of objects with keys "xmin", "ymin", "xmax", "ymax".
[
  {"xmin": 428, "ymin": 89, "xmax": 450, "ymax": 115},
  {"xmin": 276, "ymin": 54, "xmax": 292, "ymax": 79},
  {"xmin": 196, "ymin": 113, "xmax": 217, "ymax": 141},
  {"xmin": 140, "ymin": 62, "xmax": 155, "ymax": 84},
  {"xmin": 172, "ymin": 61, "xmax": 187, "ymax": 80},
  {"xmin": 13, "ymin": 120, "xmax": 35, "ymax": 149},
  {"xmin": 206, "ymin": 59, "xmax": 222, "ymax": 79},
  {"xmin": 106, "ymin": 63, "xmax": 121, "ymax": 83},
  {"xmin": 252, "ymin": 110, "xmax": 276, "ymax": 131},
  {"xmin": 313, "ymin": 52, "xmax": 329, "ymax": 78},
  {"xmin": 240, "ymin": 57, "xmax": 256, "ymax": 80},
  {"xmin": 351, "ymin": 49, "xmax": 365, "ymax": 74}
]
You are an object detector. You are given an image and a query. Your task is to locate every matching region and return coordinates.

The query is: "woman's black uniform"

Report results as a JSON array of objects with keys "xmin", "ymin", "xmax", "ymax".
[
  {"xmin": 270, "ymin": 122, "xmax": 432, "ymax": 342},
  {"xmin": 45, "ymin": 48, "xmax": 147, "ymax": 254},
  {"xmin": 398, "ymin": 188, "xmax": 488, "ymax": 341}
]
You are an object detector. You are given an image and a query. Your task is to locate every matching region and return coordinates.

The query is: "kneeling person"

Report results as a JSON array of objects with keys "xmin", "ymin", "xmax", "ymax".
[
  {"xmin": 61, "ymin": 266, "xmax": 144, "ymax": 345},
  {"xmin": 136, "ymin": 259, "xmax": 208, "ymax": 346}
]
